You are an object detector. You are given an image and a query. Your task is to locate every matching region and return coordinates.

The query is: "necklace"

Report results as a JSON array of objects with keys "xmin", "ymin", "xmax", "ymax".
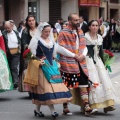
[{"xmin": 30, "ymin": 28, "xmax": 36, "ymax": 37}]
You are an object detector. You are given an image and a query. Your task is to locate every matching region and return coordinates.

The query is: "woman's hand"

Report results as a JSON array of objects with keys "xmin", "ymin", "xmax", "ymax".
[
  {"xmin": 75, "ymin": 54, "xmax": 85, "ymax": 62},
  {"xmin": 40, "ymin": 59, "xmax": 45, "ymax": 65}
]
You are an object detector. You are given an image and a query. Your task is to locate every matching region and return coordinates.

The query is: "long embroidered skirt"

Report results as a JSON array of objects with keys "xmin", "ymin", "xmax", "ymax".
[
  {"xmin": 0, "ymin": 49, "xmax": 13, "ymax": 92},
  {"xmin": 30, "ymin": 68, "xmax": 72, "ymax": 105},
  {"xmin": 86, "ymin": 56, "xmax": 115, "ymax": 109}
]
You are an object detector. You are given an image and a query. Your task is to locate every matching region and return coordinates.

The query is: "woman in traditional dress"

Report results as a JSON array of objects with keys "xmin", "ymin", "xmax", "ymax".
[
  {"xmin": 85, "ymin": 20, "xmax": 116, "ymax": 113},
  {"xmin": 0, "ymin": 30, "xmax": 13, "ymax": 92},
  {"xmin": 27, "ymin": 22, "xmax": 73, "ymax": 118},
  {"xmin": 19, "ymin": 15, "xmax": 38, "ymax": 93}
]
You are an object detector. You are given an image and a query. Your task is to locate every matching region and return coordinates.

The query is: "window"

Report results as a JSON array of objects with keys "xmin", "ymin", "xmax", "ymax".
[
  {"xmin": 110, "ymin": 0, "xmax": 119, "ymax": 3},
  {"xmin": 28, "ymin": 0, "xmax": 37, "ymax": 18}
]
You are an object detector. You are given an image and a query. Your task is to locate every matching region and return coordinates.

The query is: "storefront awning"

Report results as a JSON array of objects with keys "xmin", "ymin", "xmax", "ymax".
[{"xmin": 79, "ymin": 0, "xmax": 100, "ymax": 7}]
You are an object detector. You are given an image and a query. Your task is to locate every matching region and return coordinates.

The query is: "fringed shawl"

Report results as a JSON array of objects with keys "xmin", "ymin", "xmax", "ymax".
[{"xmin": 57, "ymin": 25, "xmax": 88, "ymax": 76}]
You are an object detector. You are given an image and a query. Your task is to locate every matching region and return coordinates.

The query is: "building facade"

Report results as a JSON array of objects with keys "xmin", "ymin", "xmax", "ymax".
[{"xmin": 0, "ymin": 0, "xmax": 120, "ymax": 27}]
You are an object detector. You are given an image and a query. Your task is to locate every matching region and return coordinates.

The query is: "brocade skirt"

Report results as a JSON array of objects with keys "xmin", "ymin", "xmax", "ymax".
[{"xmin": 30, "ymin": 68, "xmax": 72, "ymax": 105}]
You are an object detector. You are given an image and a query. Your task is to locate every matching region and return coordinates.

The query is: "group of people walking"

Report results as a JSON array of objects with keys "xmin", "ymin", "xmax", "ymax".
[
  {"xmin": 99, "ymin": 17, "xmax": 120, "ymax": 52},
  {"xmin": 0, "ymin": 13, "xmax": 116, "ymax": 119}
]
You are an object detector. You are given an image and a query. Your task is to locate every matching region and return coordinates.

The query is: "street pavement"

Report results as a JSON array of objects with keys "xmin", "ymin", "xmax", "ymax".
[
  {"xmin": 0, "ymin": 53, "xmax": 120, "ymax": 120},
  {"xmin": 110, "ymin": 53, "xmax": 120, "ymax": 104}
]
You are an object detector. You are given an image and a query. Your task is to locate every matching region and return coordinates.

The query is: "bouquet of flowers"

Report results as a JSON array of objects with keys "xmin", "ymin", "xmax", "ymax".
[
  {"xmin": 103, "ymin": 50, "xmax": 116, "ymax": 72},
  {"xmin": 23, "ymin": 49, "xmax": 37, "ymax": 60}
]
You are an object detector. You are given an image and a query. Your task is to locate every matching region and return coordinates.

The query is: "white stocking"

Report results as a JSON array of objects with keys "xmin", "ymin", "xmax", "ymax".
[
  {"xmin": 48, "ymin": 105, "xmax": 55, "ymax": 114},
  {"xmin": 35, "ymin": 105, "xmax": 41, "ymax": 112}
]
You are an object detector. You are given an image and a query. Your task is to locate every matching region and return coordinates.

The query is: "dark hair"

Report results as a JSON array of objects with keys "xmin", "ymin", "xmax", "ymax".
[
  {"xmin": 25, "ymin": 15, "xmax": 38, "ymax": 29},
  {"xmin": 18, "ymin": 21, "xmax": 25, "ymax": 27},
  {"xmin": 48, "ymin": 21, "xmax": 55, "ymax": 29},
  {"xmin": 79, "ymin": 16, "xmax": 84, "ymax": 19},
  {"xmin": 42, "ymin": 25, "xmax": 51, "ymax": 31},
  {"xmin": 68, "ymin": 13, "xmax": 77, "ymax": 21},
  {"xmin": 17, "ymin": 21, "xmax": 25, "ymax": 32},
  {"xmin": 110, "ymin": 18, "xmax": 115, "ymax": 24},
  {"xmin": 87, "ymin": 20, "xmax": 99, "ymax": 32},
  {"xmin": 59, "ymin": 18, "xmax": 63, "ymax": 21},
  {"xmin": 88, "ymin": 20, "xmax": 99, "ymax": 27}
]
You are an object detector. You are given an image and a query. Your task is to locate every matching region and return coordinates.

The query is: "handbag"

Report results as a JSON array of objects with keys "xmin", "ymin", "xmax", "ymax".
[{"xmin": 42, "ymin": 59, "xmax": 62, "ymax": 83}]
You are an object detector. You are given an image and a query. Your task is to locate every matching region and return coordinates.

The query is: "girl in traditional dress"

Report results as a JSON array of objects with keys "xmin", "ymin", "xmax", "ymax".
[
  {"xmin": 85, "ymin": 20, "xmax": 115, "ymax": 113},
  {"xmin": 27, "ymin": 22, "xmax": 73, "ymax": 119},
  {"xmin": 0, "ymin": 30, "xmax": 13, "ymax": 92}
]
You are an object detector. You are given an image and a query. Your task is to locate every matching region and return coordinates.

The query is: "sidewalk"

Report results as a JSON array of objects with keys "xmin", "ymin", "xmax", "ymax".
[{"xmin": 110, "ymin": 53, "xmax": 120, "ymax": 104}]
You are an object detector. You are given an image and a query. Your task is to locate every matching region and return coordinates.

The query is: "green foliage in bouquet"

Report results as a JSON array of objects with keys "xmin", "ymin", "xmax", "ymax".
[
  {"xmin": 103, "ymin": 50, "xmax": 116, "ymax": 72},
  {"xmin": 23, "ymin": 49, "xmax": 37, "ymax": 60}
]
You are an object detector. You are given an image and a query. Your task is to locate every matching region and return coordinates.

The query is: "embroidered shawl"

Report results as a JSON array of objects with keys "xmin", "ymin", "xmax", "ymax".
[{"xmin": 57, "ymin": 25, "xmax": 88, "ymax": 76}]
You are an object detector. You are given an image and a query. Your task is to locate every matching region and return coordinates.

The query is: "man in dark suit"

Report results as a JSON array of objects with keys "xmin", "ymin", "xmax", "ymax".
[
  {"xmin": 2, "ymin": 21, "xmax": 21, "ymax": 88},
  {"xmin": 79, "ymin": 16, "xmax": 88, "ymax": 34}
]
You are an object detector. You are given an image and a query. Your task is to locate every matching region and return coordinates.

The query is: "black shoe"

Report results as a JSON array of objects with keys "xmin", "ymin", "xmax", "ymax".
[
  {"xmin": 14, "ymin": 83, "xmax": 18, "ymax": 89},
  {"xmin": 51, "ymin": 112, "xmax": 59, "ymax": 119},
  {"xmin": 104, "ymin": 106, "xmax": 116, "ymax": 113},
  {"xmin": 34, "ymin": 110, "xmax": 44, "ymax": 117}
]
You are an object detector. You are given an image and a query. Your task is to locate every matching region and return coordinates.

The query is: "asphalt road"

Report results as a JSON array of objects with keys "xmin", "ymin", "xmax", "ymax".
[
  {"xmin": 0, "ymin": 53, "xmax": 120, "ymax": 120},
  {"xmin": 0, "ymin": 90, "xmax": 120, "ymax": 120}
]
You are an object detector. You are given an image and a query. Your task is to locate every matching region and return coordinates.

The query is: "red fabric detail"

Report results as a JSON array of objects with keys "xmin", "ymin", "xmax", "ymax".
[{"xmin": 0, "ymin": 35, "xmax": 6, "ymax": 53}]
